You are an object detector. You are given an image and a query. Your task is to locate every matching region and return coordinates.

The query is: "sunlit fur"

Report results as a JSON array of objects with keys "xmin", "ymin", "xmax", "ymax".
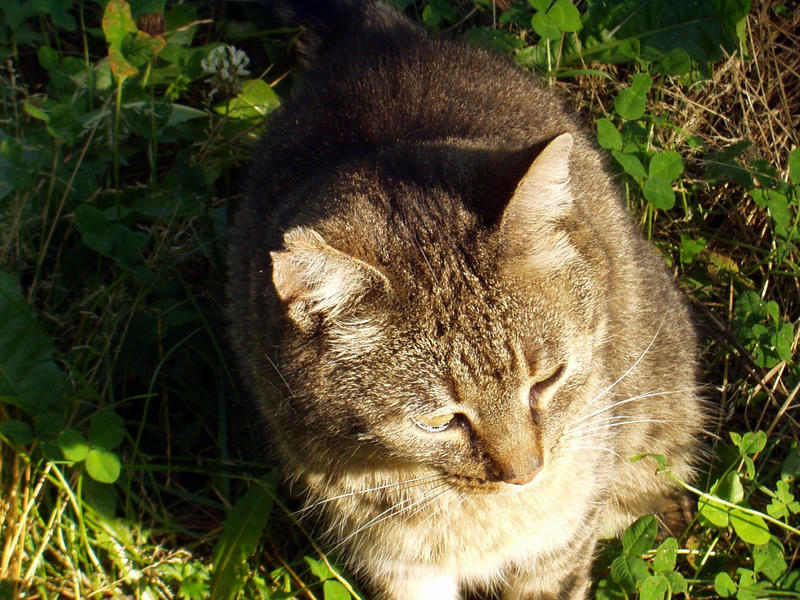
[{"xmin": 226, "ymin": 3, "xmax": 704, "ymax": 598}]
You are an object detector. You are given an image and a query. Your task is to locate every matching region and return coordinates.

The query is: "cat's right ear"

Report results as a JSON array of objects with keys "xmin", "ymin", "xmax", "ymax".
[
  {"xmin": 499, "ymin": 132, "xmax": 577, "ymax": 272},
  {"xmin": 270, "ymin": 227, "xmax": 390, "ymax": 328}
]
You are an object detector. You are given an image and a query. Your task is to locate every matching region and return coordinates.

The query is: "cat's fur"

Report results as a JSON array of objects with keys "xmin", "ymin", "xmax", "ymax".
[{"xmin": 226, "ymin": 2, "xmax": 703, "ymax": 598}]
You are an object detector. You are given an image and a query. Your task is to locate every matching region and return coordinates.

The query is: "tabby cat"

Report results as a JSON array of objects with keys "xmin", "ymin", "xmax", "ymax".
[{"xmin": 226, "ymin": 2, "xmax": 703, "ymax": 598}]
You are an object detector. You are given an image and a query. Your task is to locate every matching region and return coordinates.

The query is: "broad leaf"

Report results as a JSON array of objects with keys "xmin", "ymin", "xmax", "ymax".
[
  {"xmin": 85, "ymin": 448, "xmax": 122, "ymax": 483},
  {"xmin": 643, "ymin": 176, "xmax": 675, "ymax": 209},
  {"xmin": 597, "ymin": 118, "xmax": 622, "ymax": 150},
  {"xmin": 729, "ymin": 507, "xmax": 770, "ymax": 545},
  {"xmin": 621, "ymin": 515, "xmax": 657, "ymax": 556},
  {"xmin": 58, "ymin": 428, "xmax": 89, "ymax": 461}
]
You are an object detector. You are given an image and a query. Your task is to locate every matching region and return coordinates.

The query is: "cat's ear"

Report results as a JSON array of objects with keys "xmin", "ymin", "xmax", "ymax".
[
  {"xmin": 270, "ymin": 227, "xmax": 390, "ymax": 327},
  {"xmin": 499, "ymin": 132, "xmax": 576, "ymax": 270}
]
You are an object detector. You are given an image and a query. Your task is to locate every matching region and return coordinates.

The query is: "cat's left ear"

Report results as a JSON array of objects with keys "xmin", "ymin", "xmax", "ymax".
[
  {"xmin": 270, "ymin": 227, "xmax": 390, "ymax": 328},
  {"xmin": 499, "ymin": 132, "xmax": 575, "ymax": 270}
]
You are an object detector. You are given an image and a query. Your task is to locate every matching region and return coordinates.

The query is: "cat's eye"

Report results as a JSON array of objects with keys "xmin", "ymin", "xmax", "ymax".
[
  {"xmin": 529, "ymin": 364, "xmax": 565, "ymax": 407},
  {"xmin": 412, "ymin": 413, "xmax": 456, "ymax": 432}
]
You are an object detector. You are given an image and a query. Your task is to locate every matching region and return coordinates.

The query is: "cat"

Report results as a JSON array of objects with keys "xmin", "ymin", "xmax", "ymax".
[{"xmin": 226, "ymin": 2, "xmax": 704, "ymax": 598}]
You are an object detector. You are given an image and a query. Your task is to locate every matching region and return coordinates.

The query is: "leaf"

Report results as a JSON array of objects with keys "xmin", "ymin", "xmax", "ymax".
[
  {"xmin": 528, "ymin": 0, "xmax": 550, "ymax": 10},
  {"xmin": 752, "ymin": 538, "xmax": 787, "ymax": 581},
  {"xmin": 649, "ymin": 151, "xmax": 684, "ymax": 181},
  {"xmin": 740, "ymin": 431, "xmax": 767, "ymax": 455},
  {"xmin": 665, "ymin": 571, "xmax": 687, "ymax": 595},
  {"xmin": 612, "ymin": 151, "xmax": 647, "ymax": 178},
  {"xmin": 782, "ymin": 445, "xmax": 800, "ymax": 481},
  {"xmin": 698, "ymin": 495, "xmax": 729, "ymax": 527},
  {"xmin": 654, "ymin": 48, "xmax": 691, "ymax": 75},
  {"xmin": 0, "ymin": 273, "xmax": 67, "ymax": 414},
  {"xmin": 209, "ymin": 474, "xmax": 277, "ymax": 600},
  {"xmin": 621, "ymin": 515, "xmax": 657, "ymax": 556},
  {"xmin": 75, "ymin": 205, "xmax": 112, "ymax": 255},
  {"xmin": 108, "ymin": 225, "xmax": 149, "ymax": 266},
  {"xmin": 58, "ymin": 428, "xmax": 89, "ymax": 461},
  {"xmin": 639, "ymin": 574, "xmax": 668, "ymax": 600},
  {"xmin": 597, "ymin": 118, "xmax": 623, "ymax": 151},
  {"xmin": 85, "ymin": 448, "xmax": 122, "ymax": 483},
  {"xmin": 614, "ymin": 87, "xmax": 646, "ymax": 121},
  {"xmin": 0, "ymin": 419, "xmax": 34, "ymax": 445},
  {"xmin": 214, "ymin": 80, "xmax": 281, "ymax": 120},
  {"xmin": 643, "ymin": 176, "xmax": 676, "ymax": 210},
  {"xmin": 323, "ymin": 580, "xmax": 351, "ymax": 600},
  {"xmin": 714, "ymin": 471, "xmax": 744, "ymax": 504},
  {"xmin": 531, "ymin": 11, "xmax": 562, "ymax": 40},
  {"xmin": 680, "ymin": 234, "xmax": 707, "ymax": 264},
  {"xmin": 789, "ymin": 147, "xmax": 800, "ymax": 184},
  {"xmin": 630, "ymin": 72, "xmax": 653, "ymax": 95},
  {"xmin": 652, "ymin": 537, "xmax": 678, "ymax": 573},
  {"xmin": 102, "ymin": 0, "xmax": 138, "ymax": 49},
  {"xmin": 305, "ymin": 556, "xmax": 334, "ymax": 582},
  {"xmin": 730, "ymin": 507, "xmax": 770, "ymax": 545},
  {"xmin": 611, "ymin": 554, "xmax": 650, "ymax": 592},
  {"xmin": 714, "ymin": 572, "xmax": 737, "ymax": 597},
  {"xmin": 549, "ymin": 0, "xmax": 582, "ymax": 32},
  {"xmin": 89, "ymin": 411, "xmax": 125, "ymax": 450}
]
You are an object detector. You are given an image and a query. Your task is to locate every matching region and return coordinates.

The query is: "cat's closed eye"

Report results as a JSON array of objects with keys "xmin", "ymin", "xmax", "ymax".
[
  {"xmin": 529, "ymin": 364, "xmax": 565, "ymax": 407},
  {"xmin": 412, "ymin": 412, "xmax": 464, "ymax": 432}
]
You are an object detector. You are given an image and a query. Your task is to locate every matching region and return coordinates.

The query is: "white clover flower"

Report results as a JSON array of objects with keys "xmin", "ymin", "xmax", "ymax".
[{"xmin": 201, "ymin": 44, "xmax": 251, "ymax": 98}]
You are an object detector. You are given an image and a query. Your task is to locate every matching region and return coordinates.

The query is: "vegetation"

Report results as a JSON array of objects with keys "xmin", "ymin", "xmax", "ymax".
[{"xmin": 0, "ymin": 1, "xmax": 797, "ymax": 598}]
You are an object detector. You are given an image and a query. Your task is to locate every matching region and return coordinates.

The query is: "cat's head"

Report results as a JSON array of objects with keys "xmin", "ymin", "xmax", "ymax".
[{"xmin": 267, "ymin": 133, "xmax": 613, "ymax": 490}]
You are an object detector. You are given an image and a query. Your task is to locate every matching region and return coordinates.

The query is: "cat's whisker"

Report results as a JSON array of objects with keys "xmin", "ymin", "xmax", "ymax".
[
  {"xmin": 294, "ymin": 472, "xmax": 446, "ymax": 517},
  {"xmin": 561, "ymin": 445, "xmax": 624, "ymax": 460},
  {"xmin": 563, "ymin": 418, "xmax": 679, "ymax": 441},
  {"xmin": 574, "ymin": 318, "xmax": 666, "ymax": 414},
  {"xmin": 567, "ymin": 388, "xmax": 690, "ymax": 429},
  {"xmin": 563, "ymin": 414, "xmax": 636, "ymax": 435}
]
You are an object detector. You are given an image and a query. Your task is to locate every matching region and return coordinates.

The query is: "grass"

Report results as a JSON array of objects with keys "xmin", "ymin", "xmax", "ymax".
[{"xmin": 0, "ymin": 1, "xmax": 798, "ymax": 599}]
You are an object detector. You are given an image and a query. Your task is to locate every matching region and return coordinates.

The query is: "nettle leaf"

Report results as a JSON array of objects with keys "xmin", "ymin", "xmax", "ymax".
[
  {"xmin": 652, "ymin": 537, "xmax": 678, "ymax": 573},
  {"xmin": 323, "ymin": 580, "xmax": 351, "ymax": 600},
  {"xmin": 643, "ymin": 176, "xmax": 675, "ymax": 210},
  {"xmin": 612, "ymin": 150, "xmax": 646, "ymax": 178},
  {"xmin": 89, "ymin": 411, "xmax": 125, "ymax": 450},
  {"xmin": 0, "ymin": 273, "xmax": 67, "ymax": 414},
  {"xmin": 639, "ymin": 574, "xmax": 668, "ymax": 600},
  {"xmin": 714, "ymin": 572, "xmax": 737, "ymax": 597},
  {"xmin": 621, "ymin": 515, "xmax": 657, "ymax": 556},
  {"xmin": 531, "ymin": 11, "xmax": 562, "ymax": 40},
  {"xmin": 730, "ymin": 507, "xmax": 770, "ymax": 545},
  {"xmin": 85, "ymin": 448, "xmax": 121, "ymax": 483},
  {"xmin": 649, "ymin": 151, "xmax": 684, "ymax": 181},
  {"xmin": 58, "ymin": 428, "xmax": 89, "ymax": 461},
  {"xmin": 549, "ymin": 0, "xmax": 582, "ymax": 32},
  {"xmin": 597, "ymin": 118, "xmax": 623, "ymax": 151}
]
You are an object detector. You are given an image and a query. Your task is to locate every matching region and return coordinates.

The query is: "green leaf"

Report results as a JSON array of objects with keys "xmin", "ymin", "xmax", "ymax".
[
  {"xmin": 89, "ymin": 411, "xmax": 125, "ymax": 450},
  {"xmin": 611, "ymin": 554, "xmax": 650, "ymax": 592},
  {"xmin": 0, "ymin": 419, "xmax": 34, "ymax": 445},
  {"xmin": 740, "ymin": 431, "xmax": 767, "ymax": 455},
  {"xmin": 613, "ymin": 87, "xmax": 646, "ymax": 120},
  {"xmin": 549, "ymin": 0, "xmax": 581, "ymax": 32},
  {"xmin": 640, "ymin": 574, "xmax": 668, "ymax": 600},
  {"xmin": 680, "ymin": 234, "xmax": 707, "ymax": 264},
  {"xmin": 531, "ymin": 11, "xmax": 562, "ymax": 40},
  {"xmin": 85, "ymin": 448, "xmax": 121, "ymax": 483},
  {"xmin": 209, "ymin": 474, "xmax": 277, "ymax": 600},
  {"xmin": 75, "ymin": 205, "xmax": 112, "ymax": 255},
  {"xmin": 528, "ymin": 0, "xmax": 550, "ymax": 10},
  {"xmin": 58, "ymin": 428, "xmax": 89, "ymax": 461},
  {"xmin": 730, "ymin": 507, "xmax": 770, "ymax": 545},
  {"xmin": 698, "ymin": 495, "xmax": 729, "ymax": 527},
  {"xmin": 665, "ymin": 571, "xmax": 687, "ymax": 595},
  {"xmin": 102, "ymin": 0, "xmax": 138, "ymax": 49},
  {"xmin": 654, "ymin": 48, "xmax": 691, "ymax": 75},
  {"xmin": 621, "ymin": 515, "xmax": 657, "ymax": 556},
  {"xmin": 789, "ymin": 147, "xmax": 800, "ymax": 184},
  {"xmin": 305, "ymin": 556, "xmax": 334, "ymax": 582},
  {"xmin": 612, "ymin": 151, "xmax": 646, "ymax": 178},
  {"xmin": 714, "ymin": 572, "xmax": 737, "ymax": 597},
  {"xmin": 630, "ymin": 73, "xmax": 653, "ymax": 95},
  {"xmin": 108, "ymin": 225, "xmax": 149, "ymax": 266},
  {"xmin": 714, "ymin": 471, "xmax": 744, "ymax": 504},
  {"xmin": 643, "ymin": 176, "xmax": 676, "ymax": 210},
  {"xmin": 597, "ymin": 118, "xmax": 622, "ymax": 151},
  {"xmin": 0, "ymin": 273, "xmax": 67, "ymax": 414},
  {"xmin": 214, "ymin": 80, "xmax": 281, "ymax": 120},
  {"xmin": 752, "ymin": 538, "xmax": 787, "ymax": 581},
  {"xmin": 773, "ymin": 323, "xmax": 794, "ymax": 362},
  {"xmin": 649, "ymin": 151, "xmax": 684, "ymax": 181},
  {"xmin": 652, "ymin": 537, "xmax": 678, "ymax": 573},
  {"xmin": 782, "ymin": 445, "xmax": 800, "ymax": 481},
  {"xmin": 323, "ymin": 580, "xmax": 351, "ymax": 600}
]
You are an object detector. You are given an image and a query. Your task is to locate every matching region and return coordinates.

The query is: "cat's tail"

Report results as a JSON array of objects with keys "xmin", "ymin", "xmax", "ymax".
[{"xmin": 263, "ymin": 0, "xmax": 412, "ymax": 58}]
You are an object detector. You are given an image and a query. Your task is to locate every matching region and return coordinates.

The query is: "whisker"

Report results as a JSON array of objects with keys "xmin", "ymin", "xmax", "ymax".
[
  {"xmin": 563, "ymin": 418, "xmax": 679, "ymax": 441},
  {"xmin": 575, "ymin": 318, "xmax": 666, "ymax": 415},
  {"xmin": 294, "ymin": 472, "xmax": 445, "ymax": 517},
  {"xmin": 567, "ymin": 388, "xmax": 691, "ymax": 429},
  {"xmin": 562, "ymin": 445, "xmax": 624, "ymax": 460}
]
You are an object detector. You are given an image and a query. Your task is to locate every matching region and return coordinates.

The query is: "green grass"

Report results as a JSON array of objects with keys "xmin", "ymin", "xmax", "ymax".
[{"xmin": 0, "ymin": 1, "xmax": 798, "ymax": 599}]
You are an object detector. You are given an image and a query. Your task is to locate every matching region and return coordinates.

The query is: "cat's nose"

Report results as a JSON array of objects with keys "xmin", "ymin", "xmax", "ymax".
[{"xmin": 501, "ymin": 457, "xmax": 543, "ymax": 486}]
